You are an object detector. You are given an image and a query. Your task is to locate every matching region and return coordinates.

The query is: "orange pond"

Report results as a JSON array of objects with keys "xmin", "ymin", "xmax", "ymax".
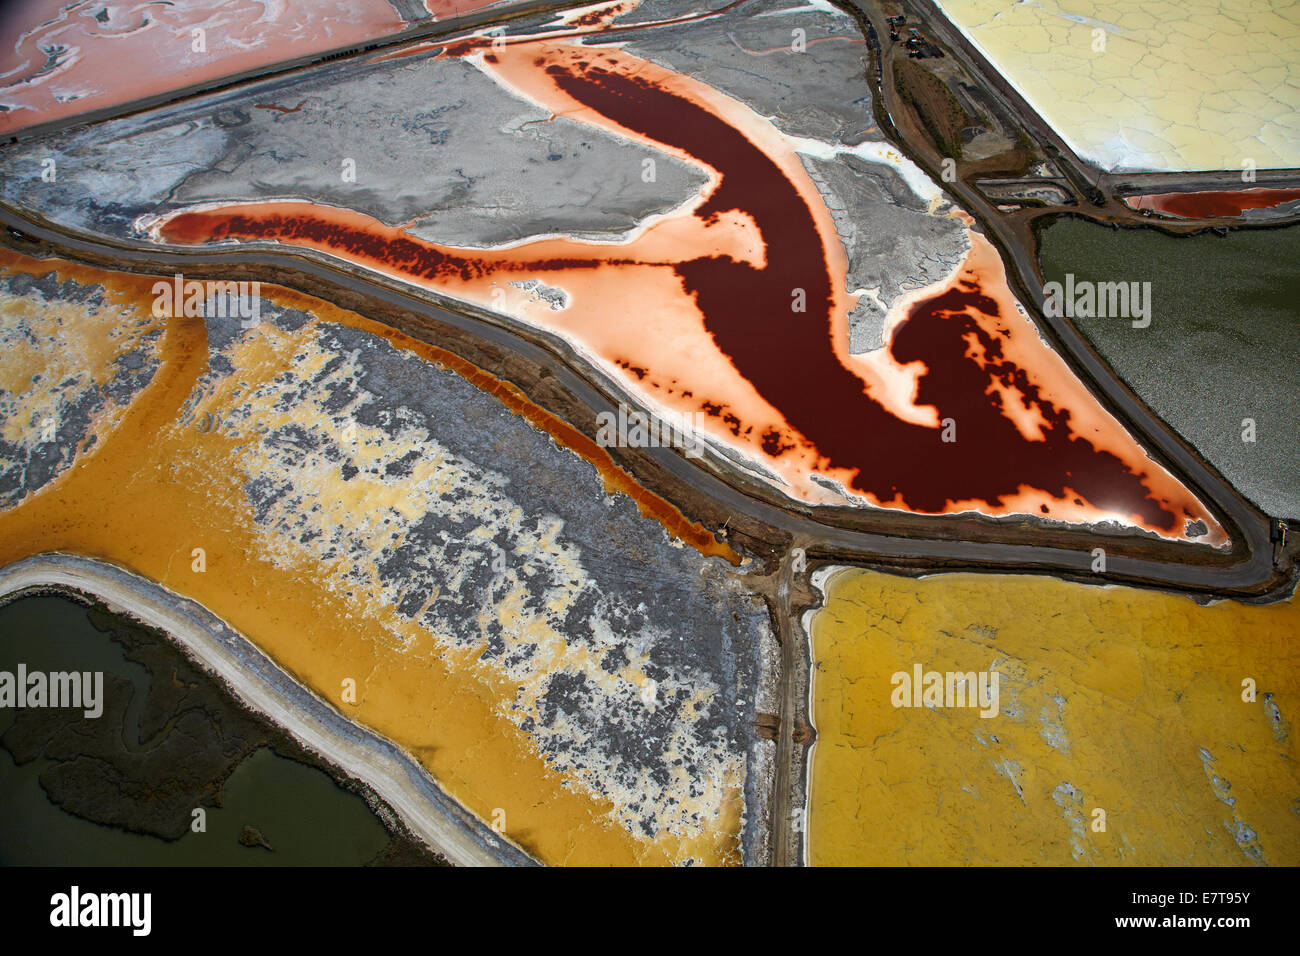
[
  {"xmin": 150, "ymin": 12, "xmax": 1223, "ymax": 545},
  {"xmin": 0, "ymin": 247, "xmax": 744, "ymax": 865}
]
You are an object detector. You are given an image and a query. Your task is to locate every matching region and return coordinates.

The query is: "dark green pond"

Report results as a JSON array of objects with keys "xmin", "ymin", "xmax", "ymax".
[
  {"xmin": 0, "ymin": 594, "xmax": 392, "ymax": 865},
  {"xmin": 1037, "ymin": 216, "xmax": 1300, "ymax": 520}
]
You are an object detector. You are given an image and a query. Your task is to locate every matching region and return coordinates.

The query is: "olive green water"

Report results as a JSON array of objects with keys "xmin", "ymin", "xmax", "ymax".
[
  {"xmin": 1037, "ymin": 216, "xmax": 1300, "ymax": 520},
  {"xmin": 0, "ymin": 595, "xmax": 391, "ymax": 865}
]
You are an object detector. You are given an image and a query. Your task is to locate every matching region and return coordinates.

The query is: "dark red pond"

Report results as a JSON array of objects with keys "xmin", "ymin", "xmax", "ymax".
[{"xmin": 159, "ymin": 37, "xmax": 1217, "ymax": 537}]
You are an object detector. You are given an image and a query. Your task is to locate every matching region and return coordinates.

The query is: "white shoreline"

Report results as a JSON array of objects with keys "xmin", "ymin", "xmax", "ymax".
[{"xmin": 0, "ymin": 552, "xmax": 537, "ymax": 867}]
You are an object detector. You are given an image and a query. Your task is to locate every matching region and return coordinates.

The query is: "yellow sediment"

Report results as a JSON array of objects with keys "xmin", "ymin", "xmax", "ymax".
[
  {"xmin": 808, "ymin": 567, "xmax": 1300, "ymax": 865},
  {"xmin": 0, "ymin": 291, "xmax": 160, "ymax": 451},
  {"xmin": 0, "ymin": 249, "xmax": 741, "ymax": 865}
]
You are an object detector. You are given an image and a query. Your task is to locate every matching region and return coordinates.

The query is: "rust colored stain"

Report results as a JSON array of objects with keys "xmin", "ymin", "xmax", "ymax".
[
  {"xmin": 1125, "ymin": 187, "xmax": 1300, "ymax": 219},
  {"xmin": 552, "ymin": 1, "xmax": 635, "ymax": 28},
  {"xmin": 159, "ymin": 201, "xmax": 639, "ymax": 281},
  {"xmin": 151, "ymin": 22, "xmax": 1224, "ymax": 543},
  {"xmin": 254, "ymin": 100, "xmax": 309, "ymax": 114}
]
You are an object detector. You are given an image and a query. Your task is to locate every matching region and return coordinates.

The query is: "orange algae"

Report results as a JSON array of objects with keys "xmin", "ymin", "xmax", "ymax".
[{"xmin": 0, "ymin": 249, "xmax": 743, "ymax": 865}]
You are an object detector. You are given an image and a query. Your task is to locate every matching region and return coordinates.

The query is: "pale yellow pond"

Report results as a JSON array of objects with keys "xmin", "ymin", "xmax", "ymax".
[{"xmin": 935, "ymin": 0, "xmax": 1300, "ymax": 171}]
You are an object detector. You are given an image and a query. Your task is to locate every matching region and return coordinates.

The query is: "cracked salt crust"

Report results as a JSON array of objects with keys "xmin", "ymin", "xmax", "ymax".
[{"xmin": 935, "ymin": 0, "xmax": 1300, "ymax": 171}]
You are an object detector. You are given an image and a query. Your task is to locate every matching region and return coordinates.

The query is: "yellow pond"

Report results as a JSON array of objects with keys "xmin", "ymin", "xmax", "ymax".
[{"xmin": 808, "ymin": 567, "xmax": 1299, "ymax": 865}]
